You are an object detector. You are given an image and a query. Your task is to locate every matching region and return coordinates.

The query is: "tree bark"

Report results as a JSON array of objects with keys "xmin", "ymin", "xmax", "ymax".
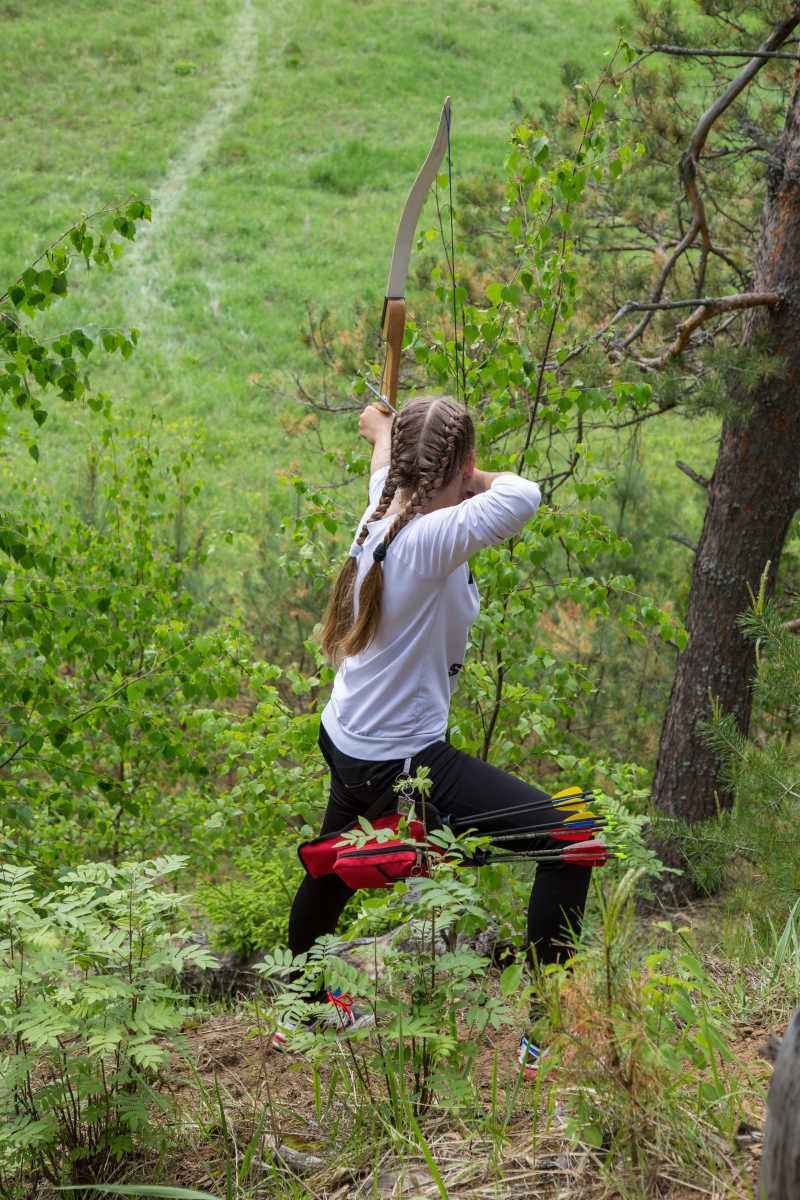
[{"xmin": 651, "ymin": 58, "xmax": 800, "ymax": 832}]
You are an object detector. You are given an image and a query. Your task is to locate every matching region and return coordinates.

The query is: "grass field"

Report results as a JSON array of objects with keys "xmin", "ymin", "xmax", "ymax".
[{"xmin": 1, "ymin": 0, "xmax": 635, "ymax": 538}]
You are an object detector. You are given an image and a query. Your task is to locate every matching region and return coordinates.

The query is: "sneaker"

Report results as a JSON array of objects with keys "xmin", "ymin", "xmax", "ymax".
[
  {"xmin": 323, "ymin": 988, "xmax": 375, "ymax": 1034},
  {"xmin": 271, "ymin": 1010, "xmax": 315, "ymax": 1050},
  {"xmin": 272, "ymin": 988, "xmax": 374, "ymax": 1050},
  {"xmin": 518, "ymin": 1033, "xmax": 548, "ymax": 1080}
]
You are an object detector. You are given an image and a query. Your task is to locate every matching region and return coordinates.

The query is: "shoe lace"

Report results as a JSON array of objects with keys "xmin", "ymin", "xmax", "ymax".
[{"xmin": 327, "ymin": 988, "xmax": 354, "ymax": 1023}]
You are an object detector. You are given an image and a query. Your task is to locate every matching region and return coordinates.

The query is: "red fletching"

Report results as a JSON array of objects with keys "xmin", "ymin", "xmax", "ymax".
[{"xmin": 558, "ymin": 838, "xmax": 608, "ymax": 866}]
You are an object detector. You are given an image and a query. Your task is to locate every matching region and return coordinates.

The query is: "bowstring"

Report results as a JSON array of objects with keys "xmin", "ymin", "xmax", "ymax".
[
  {"xmin": 438, "ymin": 100, "xmax": 462, "ymax": 405},
  {"xmin": 445, "ymin": 103, "xmax": 465, "ymax": 405}
]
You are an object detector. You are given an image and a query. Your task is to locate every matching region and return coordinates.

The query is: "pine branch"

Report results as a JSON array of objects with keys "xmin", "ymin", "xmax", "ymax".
[
  {"xmin": 676, "ymin": 460, "xmax": 710, "ymax": 489},
  {"xmin": 633, "ymin": 291, "xmax": 780, "ymax": 368},
  {"xmin": 617, "ymin": 218, "xmax": 703, "ymax": 349},
  {"xmin": 619, "ymin": 13, "xmax": 800, "ymax": 350},
  {"xmin": 649, "ymin": 44, "xmax": 799, "ymax": 61},
  {"xmin": 686, "ymin": 15, "xmax": 800, "ymax": 163}
]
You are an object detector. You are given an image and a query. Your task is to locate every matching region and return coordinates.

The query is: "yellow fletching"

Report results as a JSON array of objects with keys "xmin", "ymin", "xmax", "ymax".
[
  {"xmin": 550, "ymin": 786, "xmax": 584, "ymax": 802},
  {"xmin": 563, "ymin": 809, "xmax": 597, "ymax": 824}
]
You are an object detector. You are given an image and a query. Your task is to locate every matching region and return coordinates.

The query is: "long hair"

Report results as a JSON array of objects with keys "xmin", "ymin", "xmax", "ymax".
[{"xmin": 321, "ymin": 395, "xmax": 475, "ymax": 665}]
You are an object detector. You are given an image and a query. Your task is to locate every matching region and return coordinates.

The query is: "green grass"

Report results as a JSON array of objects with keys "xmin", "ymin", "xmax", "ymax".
[{"xmin": 1, "ymin": 0, "xmax": 634, "ymax": 545}]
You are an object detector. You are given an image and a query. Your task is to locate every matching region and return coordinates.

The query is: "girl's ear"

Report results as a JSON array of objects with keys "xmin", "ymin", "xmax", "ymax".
[{"xmin": 462, "ymin": 450, "xmax": 476, "ymax": 478}]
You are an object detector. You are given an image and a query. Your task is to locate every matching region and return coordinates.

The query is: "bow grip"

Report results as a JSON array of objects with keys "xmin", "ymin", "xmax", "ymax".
[{"xmin": 379, "ymin": 297, "xmax": 406, "ymax": 412}]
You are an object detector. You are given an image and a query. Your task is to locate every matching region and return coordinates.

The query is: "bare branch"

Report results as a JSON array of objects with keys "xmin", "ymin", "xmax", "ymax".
[
  {"xmin": 619, "ymin": 14, "xmax": 799, "ymax": 350},
  {"xmin": 650, "ymin": 44, "xmax": 799, "ymax": 61},
  {"xmin": 705, "ymin": 6, "xmax": 749, "ymax": 36},
  {"xmin": 614, "ymin": 296, "xmax": 738, "ymax": 316},
  {"xmin": 669, "ymin": 534, "xmax": 698, "ymax": 552},
  {"xmin": 686, "ymin": 16, "xmax": 800, "ymax": 164},
  {"xmin": 632, "ymin": 291, "xmax": 781, "ymax": 369},
  {"xmin": 561, "ymin": 293, "xmax": 744, "ymax": 372},
  {"xmin": 676, "ymin": 460, "xmax": 710, "ymax": 489},
  {"xmin": 618, "ymin": 218, "xmax": 702, "ymax": 348}
]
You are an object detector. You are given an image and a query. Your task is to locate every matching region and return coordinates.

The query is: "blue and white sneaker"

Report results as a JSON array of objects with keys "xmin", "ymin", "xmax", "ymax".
[
  {"xmin": 518, "ymin": 1033, "xmax": 548, "ymax": 1080},
  {"xmin": 272, "ymin": 988, "xmax": 374, "ymax": 1050},
  {"xmin": 271, "ymin": 1009, "xmax": 316, "ymax": 1050}
]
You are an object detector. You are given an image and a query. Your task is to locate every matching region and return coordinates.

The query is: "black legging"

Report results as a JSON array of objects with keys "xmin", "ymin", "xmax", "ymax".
[{"xmin": 288, "ymin": 723, "xmax": 593, "ymax": 970}]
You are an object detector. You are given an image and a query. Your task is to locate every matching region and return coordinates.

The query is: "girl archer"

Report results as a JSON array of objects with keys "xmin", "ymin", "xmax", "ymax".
[{"xmin": 282, "ymin": 394, "xmax": 598, "ymax": 1077}]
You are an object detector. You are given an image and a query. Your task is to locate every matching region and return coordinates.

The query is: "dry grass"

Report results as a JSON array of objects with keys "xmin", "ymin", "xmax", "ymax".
[{"xmin": 138, "ymin": 979, "xmax": 777, "ymax": 1200}]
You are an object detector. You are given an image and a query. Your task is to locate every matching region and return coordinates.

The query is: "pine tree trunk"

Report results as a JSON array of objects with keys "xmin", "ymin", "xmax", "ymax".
[{"xmin": 651, "ymin": 62, "xmax": 800, "ymax": 832}]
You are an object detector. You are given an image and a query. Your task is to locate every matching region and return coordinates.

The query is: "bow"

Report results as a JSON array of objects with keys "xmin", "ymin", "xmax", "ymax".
[{"xmin": 372, "ymin": 97, "xmax": 452, "ymax": 413}]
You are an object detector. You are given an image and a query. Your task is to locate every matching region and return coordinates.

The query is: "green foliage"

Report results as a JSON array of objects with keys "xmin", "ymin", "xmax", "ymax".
[
  {"xmin": 0, "ymin": 406, "xmax": 334, "ymax": 879},
  {"xmin": 0, "ymin": 418, "xmax": 250, "ymax": 871},
  {"xmin": 648, "ymin": 810, "xmax": 733, "ymax": 897},
  {"xmin": 702, "ymin": 594, "xmax": 800, "ymax": 918},
  {"xmin": 554, "ymin": 872, "xmax": 758, "ymax": 1187},
  {"xmin": 0, "ymin": 856, "xmax": 214, "ymax": 1190},
  {"xmin": 195, "ymin": 845, "xmax": 304, "ymax": 959},
  {"xmin": 0, "ymin": 202, "xmax": 149, "ymax": 457},
  {"xmin": 257, "ymin": 841, "xmax": 525, "ymax": 1120}
]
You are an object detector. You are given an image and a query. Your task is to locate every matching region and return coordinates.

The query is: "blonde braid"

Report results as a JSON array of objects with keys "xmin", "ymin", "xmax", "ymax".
[
  {"xmin": 355, "ymin": 469, "xmax": 399, "ymax": 546},
  {"xmin": 322, "ymin": 395, "xmax": 474, "ymax": 664},
  {"xmin": 379, "ymin": 471, "xmax": 438, "ymax": 556}
]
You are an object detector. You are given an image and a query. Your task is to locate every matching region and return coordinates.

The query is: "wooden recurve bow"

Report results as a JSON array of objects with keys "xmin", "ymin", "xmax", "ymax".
[{"xmin": 376, "ymin": 97, "xmax": 451, "ymax": 412}]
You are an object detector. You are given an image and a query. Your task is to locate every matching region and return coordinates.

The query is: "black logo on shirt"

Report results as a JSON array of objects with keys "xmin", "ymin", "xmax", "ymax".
[{"xmin": 448, "ymin": 663, "xmax": 463, "ymax": 677}]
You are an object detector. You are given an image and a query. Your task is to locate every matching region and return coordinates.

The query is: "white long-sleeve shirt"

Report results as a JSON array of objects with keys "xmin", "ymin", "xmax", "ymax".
[{"xmin": 321, "ymin": 466, "xmax": 542, "ymax": 760}]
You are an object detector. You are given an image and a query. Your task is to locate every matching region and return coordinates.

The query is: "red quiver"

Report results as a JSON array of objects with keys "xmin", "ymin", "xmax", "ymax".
[{"xmin": 298, "ymin": 814, "xmax": 437, "ymax": 890}]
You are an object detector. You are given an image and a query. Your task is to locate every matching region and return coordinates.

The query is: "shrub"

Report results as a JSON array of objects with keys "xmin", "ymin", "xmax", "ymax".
[
  {"xmin": 256, "ymin": 820, "xmax": 525, "ymax": 1122},
  {"xmin": 554, "ymin": 871, "xmax": 757, "ymax": 1189},
  {"xmin": 195, "ymin": 844, "xmax": 304, "ymax": 960},
  {"xmin": 0, "ymin": 855, "xmax": 214, "ymax": 1191}
]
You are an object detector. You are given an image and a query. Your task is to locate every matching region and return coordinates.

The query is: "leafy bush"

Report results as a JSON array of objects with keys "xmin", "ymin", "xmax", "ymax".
[
  {"xmin": 0, "ymin": 419, "xmax": 251, "ymax": 872},
  {"xmin": 195, "ymin": 844, "xmax": 305, "ymax": 959},
  {"xmin": 554, "ymin": 871, "xmax": 758, "ymax": 1188},
  {"xmin": 0, "ymin": 416, "xmax": 329, "ymax": 880},
  {"xmin": 0, "ymin": 855, "xmax": 214, "ymax": 1191}
]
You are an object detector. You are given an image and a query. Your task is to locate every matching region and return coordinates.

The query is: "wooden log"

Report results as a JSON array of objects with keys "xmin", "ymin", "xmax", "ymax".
[{"xmin": 761, "ymin": 1004, "xmax": 800, "ymax": 1199}]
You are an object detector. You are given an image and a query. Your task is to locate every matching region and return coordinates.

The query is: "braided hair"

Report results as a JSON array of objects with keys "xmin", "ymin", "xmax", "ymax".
[{"xmin": 321, "ymin": 395, "xmax": 475, "ymax": 664}]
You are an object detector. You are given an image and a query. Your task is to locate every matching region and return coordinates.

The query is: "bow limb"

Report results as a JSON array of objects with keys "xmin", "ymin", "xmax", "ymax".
[{"xmin": 378, "ymin": 97, "xmax": 451, "ymax": 411}]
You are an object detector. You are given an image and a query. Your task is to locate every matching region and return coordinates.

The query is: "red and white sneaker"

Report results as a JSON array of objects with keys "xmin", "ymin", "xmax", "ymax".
[
  {"xmin": 324, "ymin": 987, "xmax": 375, "ymax": 1033},
  {"xmin": 272, "ymin": 988, "xmax": 374, "ymax": 1050}
]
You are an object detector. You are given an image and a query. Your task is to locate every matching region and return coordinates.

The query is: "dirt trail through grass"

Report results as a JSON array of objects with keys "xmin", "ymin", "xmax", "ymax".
[{"xmin": 125, "ymin": 0, "xmax": 264, "ymax": 323}]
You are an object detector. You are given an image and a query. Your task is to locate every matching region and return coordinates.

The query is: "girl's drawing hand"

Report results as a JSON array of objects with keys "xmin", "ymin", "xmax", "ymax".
[{"xmin": 358, "ymin": 403, "xmax": 393, "ymax": 446}]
